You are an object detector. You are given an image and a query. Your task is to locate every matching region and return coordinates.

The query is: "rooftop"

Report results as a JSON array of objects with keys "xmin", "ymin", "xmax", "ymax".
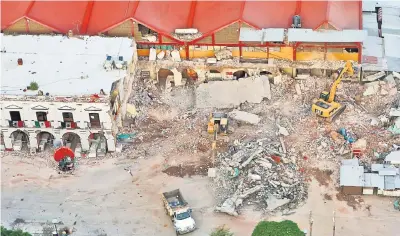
[{"xmin": 1, "ymin": 33, "xmax": 133, "ymax": 96}]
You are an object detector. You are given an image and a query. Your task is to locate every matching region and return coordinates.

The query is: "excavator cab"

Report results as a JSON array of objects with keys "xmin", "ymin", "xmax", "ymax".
[
  {"xmin": 312, "ymin": 60, "xmax": 356, "ymax": 121},
  {"xmin": 207, "ymin": 112, "xmax": 228, "ymax": 135}
]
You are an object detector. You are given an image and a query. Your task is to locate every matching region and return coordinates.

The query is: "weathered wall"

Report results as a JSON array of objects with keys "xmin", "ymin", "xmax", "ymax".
[
  {"xmin": 107, "ymin": 20, "xmax": 133, "ymax": 37},
  {"xmin": 215, "ymin": 22, "xmax": 239, "ymax": 44},
  {"xmin": 195, "ymin": 76, "xmax": 271, "ymax": 109}
]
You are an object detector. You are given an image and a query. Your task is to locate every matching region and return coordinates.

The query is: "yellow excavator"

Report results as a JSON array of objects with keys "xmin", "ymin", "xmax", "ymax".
[
  {"xmin": 207, "ymin": 112, "xmax": 228, "ymax": 164},
  {"xmin": 311, "ymin": 61, "xmax": 357, "ymax": 122}
]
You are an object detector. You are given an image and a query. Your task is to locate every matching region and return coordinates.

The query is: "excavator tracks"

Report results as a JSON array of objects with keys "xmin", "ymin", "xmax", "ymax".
[{"xmin": 327, "ymin": 105, "xmax": 347, "ymax": 123}]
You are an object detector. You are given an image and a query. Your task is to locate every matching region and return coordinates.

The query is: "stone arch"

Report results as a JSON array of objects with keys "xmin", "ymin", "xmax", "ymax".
[
  {"xmin": 62, "ymin": 132, "xmax": 81, "ymax": 151},
  {"xmin": 206, "ymin": 69, "xmax": 223, "ymax": 82},
  {"xmin": 88, "ymin": 132, "xmax": 108, "ymax": 157},
  {"xmin": 233, "ymin": 70, "xmax": 249, "ymax": 80},
  {"xmin": 36, "ymin": 131, "xmax": 55, "ymax": 152},
  {"xmin": 10, "ymin": 130, "xmax": 29, "ymax": 151},
  {"xmin": 158, "ymin": 68, "xmax": 174, "ymax": 90}
]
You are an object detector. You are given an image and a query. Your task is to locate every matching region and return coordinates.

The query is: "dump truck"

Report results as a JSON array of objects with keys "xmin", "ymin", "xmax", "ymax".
[{"xmin": 162, "ymin": 189, "xmax": 196, "ymax": 235}]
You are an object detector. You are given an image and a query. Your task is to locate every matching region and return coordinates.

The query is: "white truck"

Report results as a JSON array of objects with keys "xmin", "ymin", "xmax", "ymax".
[{"xmin": 162, "ymin": 189, "xmax": 196, "ymax": 235}]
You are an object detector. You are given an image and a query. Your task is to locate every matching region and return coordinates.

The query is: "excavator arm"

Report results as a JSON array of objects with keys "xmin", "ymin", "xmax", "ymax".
[{"xmin": 327, "ymin": 61, "xmax": 354, "ymax": 103}]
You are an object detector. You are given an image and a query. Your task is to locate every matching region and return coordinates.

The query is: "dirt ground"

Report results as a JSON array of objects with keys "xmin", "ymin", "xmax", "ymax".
[{"xmin": 2, "ymin": 73, "xmax": 400, "ymax": 235}]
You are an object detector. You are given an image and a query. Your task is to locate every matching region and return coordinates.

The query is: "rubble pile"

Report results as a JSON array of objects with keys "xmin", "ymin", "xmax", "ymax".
[
  {"xmin": 172, "ymin": 32, "xmax": 203, "ymax": 42},
  {"xmin": 214, "ymin": 139, "xmax": 307, "ymax": 216}
]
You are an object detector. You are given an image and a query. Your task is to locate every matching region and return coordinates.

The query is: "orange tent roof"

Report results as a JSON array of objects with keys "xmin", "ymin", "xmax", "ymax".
[{"xmin": 1, "ymin": 1, "xmax": 362, "ymax": 38}]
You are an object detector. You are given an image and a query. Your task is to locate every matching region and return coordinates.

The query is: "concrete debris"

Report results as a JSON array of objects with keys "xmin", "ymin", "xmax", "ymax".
[
  {"xmin": 278, "ymin": 125, "xmax": 290, "ymax": 136},
  {"xmin": 171, "ymin": 50, "xmax": 181, "ymax": 62},
  {"xmin": 393, "ymin": 71, "xmax": 400, "ymax": 80},
  {"xmin": 149, "ymin": 48, "xmax": 156, "ymax": 61},
  {"xmin": 196, "ymin": 76, "xmax": 272, "ymax": 109},
  {"xmin": 208, "ymin": 168, "xmax": 216, "ymax": 178},
  {"xmin": 206, "ymin": 58, "xmax": 217, "ymax": 64},
  {"xmin": 172, "ymin": 32, "xmax": 203, "ymax": 42},
  {"xmin": 157, "ymin": 51, "xmax": 165, "ymax": 60},
  {"xmin": 214, "ymin": 140, "xmax": 307, "ymax": 216},
  {"xmin": 365, "ymin": 71, "xmax": 386, "ymax": 82},
  {"xmin": 228, "ymin": 110, "xmax": 261, "ymax": 125},
  {"xmin": 171, "ymin": 68, "xmax": 183, "ymax": 86},
  {"xmin": 260, "ymin": 75, "xmax": 272, "ymax": 100},
  {"xmin": 273, "ymin": 74, "xmax": 282, "ymax": 84},
  {"xmin": 295, "ymin": 83, "xmax": 302, "ymax": 95},
  {"xmin": 384, "ymin": 74, "xmax": 396, "ymax": 86},
  {"xmin": 214, "ymin": 49, "xmax": 232, "ymax": 61},
  {"xmin": 363, "ymin": 82, "xmax": 380, "ymax": 96},
  {"xmin": 142, "ymin": 35, "xmax": 157, "ymax": 42}
]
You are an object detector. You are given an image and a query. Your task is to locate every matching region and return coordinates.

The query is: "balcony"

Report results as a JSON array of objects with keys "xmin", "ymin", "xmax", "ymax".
[
  {"xmin": 34, "ymin": 121, "xmax": 51, "ymax": 128},
  {"xmin": 8, "ymin": 120, "xmax": 24, "ymax": 128},
  {"xmin": 61, "ymin": 121, "xmax": 78, "ymax": 129},
  {"xmin": 87, "ymin": 121, "xmax": 103, "ymax": 129}
]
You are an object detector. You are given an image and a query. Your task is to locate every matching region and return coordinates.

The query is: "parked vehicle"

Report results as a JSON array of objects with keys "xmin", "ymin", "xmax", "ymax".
[{"xmin": 162, "ymin": 189, "xmax": 196, "ymax": 235}]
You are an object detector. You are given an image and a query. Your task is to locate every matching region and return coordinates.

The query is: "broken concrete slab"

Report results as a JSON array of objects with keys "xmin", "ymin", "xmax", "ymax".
[
  {"xmin": 229, "ymin": 110, "xmax": 261, "ymax": 125},
  {"xmin": 157, "ymin": 51, "xmax": 165, "ymax": 60},
  {"xmin": 208, "ymin": 168, "xmax": 216, "ymax": 178},
  {"xmin": 195, "ymin": 76, "xmax": 272, "ymax": 109},
  {"xmin": 278, "ymin": 126, "xmax": 289, "ymax": 136},
  {"xmin": 273, "ymin": 74, "xmax": 282, "ymax": 84},
  {"xmin": 260, "ymin": 75, "xmax": 272, "ymax": 100},
  {"xmin": 171, "ymin": 68, "xmax": 183, "ymax": 86},
  {"xmin": 170, "ymin": 50, "xmax": 181, "ymax": 62},
  {"xmin": 266, "ymin": 195, "xmax": 291, "ymax": 211},
  {"xmin": 393, "ymin": 71, "xmax": 400, "ymax": 80},
  {"xmin": 365, "ymin": 71, "xmax": 386, "ymax": 82},
  {"xmin": 149, "ymin": 48, "xmax": 156, "ymax": 61},
  {"xmin": 206, "ymin": 58, "xmax": 217, "ymax": 64},
  {"xmin": 363, "ymin": 82, "xmax": 380, "ymax": 96},
  {"xmin": 384, "ymin": 74, "xmax": 396, "ymax": 86},
  {"xmin": 295, "ymin": 83, "xmax": 302, "ymax": 95}
]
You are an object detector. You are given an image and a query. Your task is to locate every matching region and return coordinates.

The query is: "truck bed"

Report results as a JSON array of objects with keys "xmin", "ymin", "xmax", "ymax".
[{"xmin": 162, "ymin": 189, "xmax": 187, "ymax": 208}]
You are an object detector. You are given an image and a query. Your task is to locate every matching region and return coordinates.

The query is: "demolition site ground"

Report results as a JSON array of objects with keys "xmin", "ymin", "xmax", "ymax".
[{"xmin": 2, "ymin": 72, "xmax": 400, "ymax": 235}]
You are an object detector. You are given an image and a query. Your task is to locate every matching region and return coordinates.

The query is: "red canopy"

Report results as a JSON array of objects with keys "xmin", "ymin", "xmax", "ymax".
[
  {"xmin": 1, "ymin": 1, "xmax": 362, "ymax": 37},
  {"xmin": 54, "ymin": 147, "xmax": 75, "ymax": 162}
]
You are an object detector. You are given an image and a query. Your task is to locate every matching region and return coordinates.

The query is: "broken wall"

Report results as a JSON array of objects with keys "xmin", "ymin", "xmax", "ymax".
[{"xmin": 195, "ymin": 76, "xmax": 271, "ymax": 109}]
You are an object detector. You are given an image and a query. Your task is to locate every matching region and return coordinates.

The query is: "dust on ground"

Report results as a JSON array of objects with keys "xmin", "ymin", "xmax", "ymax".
[{"xmin": 2, "ymin": 69, "xmax": 400, "ymax": 235}]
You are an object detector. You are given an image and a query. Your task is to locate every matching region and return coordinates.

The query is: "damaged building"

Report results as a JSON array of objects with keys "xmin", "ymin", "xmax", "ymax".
[
  {"xmin": 0, "ymin": 33, "xmax": 134, "ymax": 156},
  {"xmin": 1, "ymin": 1, "xmax": 365, "ymax": 62}
]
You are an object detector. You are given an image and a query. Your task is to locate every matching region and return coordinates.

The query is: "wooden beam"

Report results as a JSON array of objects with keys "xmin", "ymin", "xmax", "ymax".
[
  {"xmin": 131, "ymin": 0, "xmax": 140, "ymax": 17},
  {"xmin": 295, "ymin": 0, "xmax": 302, "ymax": 15},
  {"xmin": 81, "ymin": 0, "xmax": 95, "ymax": 34},
  {"xmin": 187, "ymin": 0, "xmax": 197, "ymax": 28},
  {"xmin": 25, "ymin": 0, "xmax": 36, "ymax": 33}
]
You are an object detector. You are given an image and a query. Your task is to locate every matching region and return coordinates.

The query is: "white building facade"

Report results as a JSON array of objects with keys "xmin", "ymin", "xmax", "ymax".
[{"xmin": 0, "ymin": 99, "xmax": 115, "ymax": 154}]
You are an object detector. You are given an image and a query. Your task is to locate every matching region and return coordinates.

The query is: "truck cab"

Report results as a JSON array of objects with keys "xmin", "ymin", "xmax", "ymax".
[
  {"xmin": 162, "ymin": 189, "xmax": 196, "ymax": 235},
  {"xmin": 173, "ymin": 208, "xmax": 196, "ymax": 235}
]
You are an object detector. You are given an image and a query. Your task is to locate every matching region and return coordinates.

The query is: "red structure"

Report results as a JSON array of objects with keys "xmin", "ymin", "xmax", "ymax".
[
  {"xmin": 1, "ymin": 1, "xmax": 363, "ymax": 62},
  {"xmin": 1, "ymin": 1, "xmax": 362, "ymax": 37}
]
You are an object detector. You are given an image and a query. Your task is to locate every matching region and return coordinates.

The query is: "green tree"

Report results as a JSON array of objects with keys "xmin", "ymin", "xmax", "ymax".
[
  {"xmin": 251, "ymin": 220, "xmax": 304, "ymax": 236},
  {"xmin": 1, "ymin": 226, "xmax": 32, "ymax": 236},
  {"xmin": 210, "ymin": 225, "xmax": 234, "ymax": 236}
]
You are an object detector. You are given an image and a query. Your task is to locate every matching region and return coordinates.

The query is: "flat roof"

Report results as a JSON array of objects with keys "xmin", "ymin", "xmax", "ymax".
[
  {"xmin": 288, "ymin": 29, "xmax": 368, "ymax": 43},
  {"xmin": 1, "ymin": 34, "xmax": 133, "ymax": 96},
  {"xmin": 340, "ymin": 165, "xmax": 364, "ymax": 187},
  {"xmin": 239, "ymin": 28, "xmax": 285, "ymax": 42},
  {"xmin": 364, "ymin": 173, "xmax": 385, "ymax": 189}
]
